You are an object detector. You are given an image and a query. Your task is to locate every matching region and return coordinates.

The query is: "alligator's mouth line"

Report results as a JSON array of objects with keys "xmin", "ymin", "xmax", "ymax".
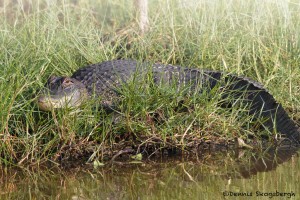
[
  {"xmin": 37, "ymin": 93, "xmax": 85, "ymax": 111},
  {"xmin": 38, "ymin": 96, "xmax": 69, "ymax": 111}
]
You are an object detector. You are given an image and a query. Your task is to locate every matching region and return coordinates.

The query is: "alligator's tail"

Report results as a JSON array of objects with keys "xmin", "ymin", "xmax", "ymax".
[
  {"xmin": 218, "ymin": 73, "xmax": 300, "ymax": 143},
  {"xmin": 153, "ymin": 63, "xmax": 299, "ymax": 143}
]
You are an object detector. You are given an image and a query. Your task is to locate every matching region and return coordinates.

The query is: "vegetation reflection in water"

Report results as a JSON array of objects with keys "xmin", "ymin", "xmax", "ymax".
[{"xmin": 1, "ymin": 147, "xmax": 299, "ymax": 200}]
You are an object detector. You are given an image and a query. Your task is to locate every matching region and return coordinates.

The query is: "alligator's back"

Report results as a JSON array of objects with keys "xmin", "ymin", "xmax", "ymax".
[
  {"xmin": 71, "ymin": 60, "xmax": 221, "ymax": 95},
  {"xmin": 70, "ymin": 59, "xmax": 300, "ymax": 142}
]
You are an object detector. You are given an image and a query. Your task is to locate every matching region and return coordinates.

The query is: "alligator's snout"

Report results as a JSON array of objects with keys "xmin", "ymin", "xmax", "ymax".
[
  {"xmin": 37, "ymin": 76, "xmax": 88, "ymax": 111},
  {"xmin": 37, "ymin": 95, "xmax": 54, "ymax": 111}
]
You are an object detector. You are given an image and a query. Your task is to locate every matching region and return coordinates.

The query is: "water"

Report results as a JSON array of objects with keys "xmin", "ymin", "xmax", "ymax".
[{"xmin": 1, "ymin": 147, "xmax": 299, "ymax": 200}]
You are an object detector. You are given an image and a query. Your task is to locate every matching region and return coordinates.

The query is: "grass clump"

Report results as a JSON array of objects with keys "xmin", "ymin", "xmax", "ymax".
[{"xmin": 0, "ymin": 0, "xmax": 300, "ymax": 167}]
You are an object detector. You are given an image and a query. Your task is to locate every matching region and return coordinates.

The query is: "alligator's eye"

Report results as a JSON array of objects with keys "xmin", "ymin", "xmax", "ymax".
[{"xmin": 62, "ymin": 78, "xmax": 74, "ymax": 88}]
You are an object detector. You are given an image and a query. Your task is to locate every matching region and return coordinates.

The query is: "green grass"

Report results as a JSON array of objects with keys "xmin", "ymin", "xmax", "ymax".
[{"xmin": 1, "ymin": 0, "xmax": 300, "ymax": 167}]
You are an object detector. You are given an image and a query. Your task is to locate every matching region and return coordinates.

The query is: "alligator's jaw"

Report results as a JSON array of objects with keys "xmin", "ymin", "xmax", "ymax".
[
  {"xmin": 37, "ymin": 91, "xmax": 88, "ymax": 111},
  {"xmin": 37, "ymin": 95, "xmax": 59, "ymax": 111},
  {"xmin": 37, "ymin": 94, "xmax": 83, "ymax": 111}
]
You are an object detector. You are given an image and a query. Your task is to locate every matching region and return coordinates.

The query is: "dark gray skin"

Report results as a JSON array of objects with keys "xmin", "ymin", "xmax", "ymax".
[{"xmin": 38, "ymin": 59, "xmax": 300, "ymax": 143}]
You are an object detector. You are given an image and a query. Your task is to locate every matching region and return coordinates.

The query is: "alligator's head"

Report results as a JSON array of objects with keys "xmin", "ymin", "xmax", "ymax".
[{"xmin": 37, "ymin": 76, "xmax": 89, "ymax": 111}]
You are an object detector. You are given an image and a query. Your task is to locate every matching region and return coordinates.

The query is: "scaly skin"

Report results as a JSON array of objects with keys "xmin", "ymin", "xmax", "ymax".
[{"xmin": 37, "ymin": 59, "xmax": 300, "ymax": 143}]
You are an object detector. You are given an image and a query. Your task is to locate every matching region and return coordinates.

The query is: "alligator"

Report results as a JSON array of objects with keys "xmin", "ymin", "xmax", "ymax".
[{"xmin": 37, "ymin": 59, "xmax": 300, "ymax": 143}]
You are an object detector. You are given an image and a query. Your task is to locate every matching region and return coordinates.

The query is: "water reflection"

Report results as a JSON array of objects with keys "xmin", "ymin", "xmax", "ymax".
[
  {"xmin": 236, "ymin": 147, "xmax": 299, "ymax": 178},
  {"xmin": 1, "ymin": 146, "xmax": 299, "ymax": 199}
]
